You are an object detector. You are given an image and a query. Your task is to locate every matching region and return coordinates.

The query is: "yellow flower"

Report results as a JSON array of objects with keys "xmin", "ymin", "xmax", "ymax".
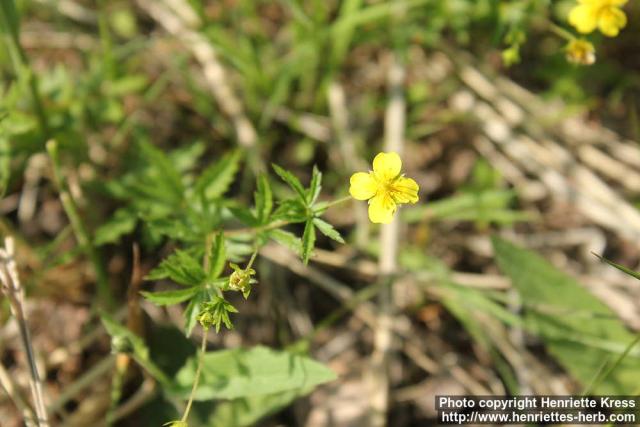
[
  {"xmin": 566, "ymin": 39, "xmax": 596, "ymax": 65},
  {"xmin": 349, "ymin": 152, "xmax": 419, "ymax": 224},
  {"xmin": 568, "ymin": 0, "xmax": 628, "ymax": 37}
]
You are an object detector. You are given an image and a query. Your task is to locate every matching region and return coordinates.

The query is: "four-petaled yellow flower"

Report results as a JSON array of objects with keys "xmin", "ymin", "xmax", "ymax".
[
  {"xmin": 568, "ymin": 0, "xmax": 627, "ymax": 37},
  {"xmin": 566, "ymin": 39, "xmax": 596, "ymax": 65},
  {"xmin": 349, "ymin": 152, "xmax": 419, "ymax": 224}
]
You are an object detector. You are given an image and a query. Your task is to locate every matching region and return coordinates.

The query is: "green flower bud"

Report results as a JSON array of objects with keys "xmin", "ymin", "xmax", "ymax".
[{"xmin": 228, "ymin": 263, "xmax": 257, "ymax": 299}]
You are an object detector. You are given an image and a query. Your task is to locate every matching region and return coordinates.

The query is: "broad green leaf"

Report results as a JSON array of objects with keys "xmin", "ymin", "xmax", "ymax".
[
  {"xmin": 301, "ymin": 219, "xmax": 315, "ymax": 264},
  {"xmin": 101, "ymin": 313, "xmax": 171, "ymax": 385},
  {"xmin": 492, "ymin": 237, "xmax": 640, "ymax": 394},
  {"xmin": 208, "ymin": 232, "xmax": 226, "ymax": 279},
  {"xmin": 312, "ymin": 218, "xmax": 344, "ymax": 243},
  {"xmin": 173, "ymin": 346, "xmax": 335, "ymax": 400},
  {"xmin": 0, "ymin": 137, "xmax": 9, "ymax": 198},
  {"xmin": 195, "ymin": 150, "xmax": 242, "ymax": 200},
  {"xmin": 268, "ymin": 229, "xmax": 302, "ymax": 255},
  {"xmin": 402, "ymin": 190, "xmax": 524, "ymax": 223},
  {"xmin": 208, "ymin": 386, "xmax": 318, "ymax": 427},
  {"xmin": 254, "ymin": 174, "xmax": 273, "ymax": 224},
  {"xmin": 307, "ymin": 165, "xmax": 322, "ymax": 205},
  {"xmin": 146, "ymin": 250, "xmax": 206, "ymax": 286},
  {"xmin": 272, "ymin": 164, "xmax": 307, "ymax": 202},
  {"xmin": 94, "ymin": 208, "xmax": 137, "ymax": 245},
  {"xmin": 141, "ymin": 286, "xmax": 201, "ymax": 306}
]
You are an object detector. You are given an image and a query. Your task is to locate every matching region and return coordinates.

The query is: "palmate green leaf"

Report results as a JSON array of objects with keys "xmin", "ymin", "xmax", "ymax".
[
  {"xmin": 101, "ymin": 313, "xmax": 171, "ymax": 386},
  {"xmin": 141, "ymin": 286, "xmax": 201, "ymax": 306},
  {"xmin": 195, "ymin": 150, "xmax": 242, "ymax": 200},
  {"xmin": 0, "ymin": 136, "xmax": 9, "ymax": 198},
  {"xmin": 313, "ymin": 218, "xmax": 344, "ymax": 243},
  {"xmin": 254, "ymin": 174, "xmax": 273, "ymax": 224},
  {"xmin": 94, "ymin": 208, "xmax": 137, "ymax": 246},
  {"xmin": 173, "ymin": 346, "xmax": 336, "ymax": 400},
  {"xmin": 301, "ymin": 218, "xmax": 315, "ymax": 264},
  {"xmin": 138, "ymin": 141, "xmax": 184, "ymax": 202},
  {"xmin": 272, "ymin": 164, "xmax": 307, "ymax": 202},
  {"xmin": 146, "ymin": 249, "xmax": 206, "ymax": 286},
  {"xmin": 268, "ymin": 229, "xmax": 302, "ymax": 255},
  {"xmin": 307, "ymin": 165, "xmax": 322, "ymax": 205},
  {"xmin": 492, "ymin": 237, "xmax": 640, "ymax": 394},
  {"xmin": 208, "ymin": 232, "xmax": 226, "ymax": 279}
]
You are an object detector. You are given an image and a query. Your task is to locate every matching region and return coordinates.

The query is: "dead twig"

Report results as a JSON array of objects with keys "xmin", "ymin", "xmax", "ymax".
[{"xmin": 0, "ymin": 237, "xmax": 49, "ymax": 427}]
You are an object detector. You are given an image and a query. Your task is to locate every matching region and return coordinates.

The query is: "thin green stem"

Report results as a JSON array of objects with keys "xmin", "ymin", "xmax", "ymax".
[
  {"xmin": 46, "ymin": 141, "xmax": 113, "ymax": 308},
  {"xmin": 181, "ymin": 330, "xmax": 208, "ymax": 422},
  {"xmin": 319, "ymin": 195, "xmax": 352, "ymax": 210},
  {"xmin": 0, "ymin": 1, "xmax": 50, "ymax": 139},
  {"xmin": 246, "ymin": 248, "xmax": 259, "ymax": 270},
  {"xmin": 546, "ymin": 20, "xmax": 575, "ymax": 42}
]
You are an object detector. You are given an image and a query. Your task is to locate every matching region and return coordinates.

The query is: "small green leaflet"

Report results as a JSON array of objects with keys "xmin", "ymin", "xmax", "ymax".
[
  {"xmin": 306, "ymin": 165, "xmax": 322, "ymax": 205},
  {"xmin": 208, "ymin": 232, "xmax": 227, "ymax": 279},
  {"xmin": 94, "ymin": 208, "xmax": 137, "ymax": 246},
  {"xmin": 312, "ymin": 218, "xmax": 344, "ymax": 243},
  {"xmin": 268, "ymin": 229, "xmax": 302, "ymax": 255},
  {"xmin": 146, "ymin": 249, "xmax": 206, "ymax": 286},
  {"xmin": 254, "ymin": 174, "xmax": 273, "ymax": 224},
  {"xmin": 272, "ymin": 164, "xmax": 307, "ymax": 202},
  {"xmin": 195, "ymin": 150, "xmax": 242, "ymax": 200},
  {"xmin": 141, "ymin": 287, "xmax": 201, "ymax": 306}
]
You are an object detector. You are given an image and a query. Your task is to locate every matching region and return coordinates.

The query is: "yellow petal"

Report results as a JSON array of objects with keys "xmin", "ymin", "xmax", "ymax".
[
  {"xmin": 390, "ymin": 177, "xmax": 419, "ymax": 204},
  {"xmin": 368, "ymin": 193, "xmax": 396, "ymax": 224},
  {"xmin": 598, "ymin": 7, "xmax": 626, "ymax": 37},
  {"xmin": 568, "ymin": 4, "xmax": 598, "ymax": 33},
  {"xmin": 372, "ymin": 152, "xmax": 402, "ymax": 181},
  {"xmin": 349, "ymin": 172, "xmax": 378, "ymax": 200}
]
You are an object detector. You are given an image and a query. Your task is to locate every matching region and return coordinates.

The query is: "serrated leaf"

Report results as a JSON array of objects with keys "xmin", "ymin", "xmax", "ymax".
[
  {"xmin": 94, "ymin": 208, "xmax": 137, "ymax": 245},
  {"xmin": 228, "ymin": 206, "xmax": 259, "ymax": 226},
  {"xmin": 307, "ymin": 165, "xmax": 322, "ymax": 205},
  {"xmin": 301, "ymin": 219, "xmax": 315, "ymax": 264},
  {"xmin": 254, "ymin": 174, "xmax": 273, "ymax": 224},
  {"xmin": 195, "ymin": 150, "xmax": 242, "ymax": 200},
  {"xmin": 138, "ymin": 141, "xmax": 184, "ymax": 202},
  {"xmin": 173, "ymin": 346, "xmax": 336, "ymax": 400},
  {"xmin": 184, "ymin": 290, "xmax": 206, "ymax": 337},
  {"xmin": 268, "ymin": 229, "xmax": 302, "ymax": 255},
  {"xmin": 141, "ymin": 287, "xmax": 201, "ymax": 306},
  {"xmin": 492, "ymin": 237, "xmax": 640, "ymax": 394},
  {"xmin": 146, "ymin": 250, "xmax": 206, "ymax": 286},
  {"xmin": 272, "ymin": 199, "xmax": 307, "ymax": 223},
  {"xmin": 208, "ymin": 233, "xmax": 226, "ymax": 279},
  {"xmin": 272, "ymin": 164, "xmax": 307, "ymax": 202},
  {"xmin": 312, "ymin": 218, "xmax": 344, "ymax": 243}
]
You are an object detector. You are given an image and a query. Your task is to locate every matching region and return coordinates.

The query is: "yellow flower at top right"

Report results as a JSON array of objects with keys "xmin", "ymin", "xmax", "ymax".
[{"xmin": 569, "ymin": 0, "xmax": 628, "ymax": 37}]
